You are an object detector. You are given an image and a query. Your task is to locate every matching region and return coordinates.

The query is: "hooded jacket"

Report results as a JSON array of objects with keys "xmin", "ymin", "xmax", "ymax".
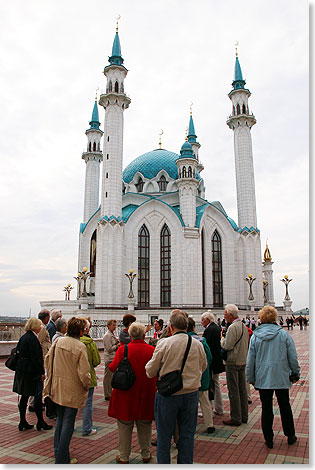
[
  {"xmin": 246, "ymin": 323, "xmax": 300, "ymax": 389},
  {"xmin": 187, "ymin": 332, "xmax": 212, "ymax": 391},
  {"xmin": 80, "ymin": 334, "xmax": 101, "ymax": 388}
]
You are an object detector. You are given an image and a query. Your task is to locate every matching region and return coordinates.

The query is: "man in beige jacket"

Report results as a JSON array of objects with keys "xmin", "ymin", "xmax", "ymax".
[
  {"xmin": 220, "ymin": 304, "xmax": 249, "ymax": 426},
  {"xmin": 146, "ymin": 310, "xmax": 207, "ymax": 464}
]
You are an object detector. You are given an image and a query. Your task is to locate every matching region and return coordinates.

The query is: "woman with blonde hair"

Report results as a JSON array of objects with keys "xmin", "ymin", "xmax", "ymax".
[
  {"xmin": 13, "ymin": 318, "xmax": 53, "ymax": 431},
  {"xmin": 246, "ymin": 306, "xmax": 300, "ymax": 449}
]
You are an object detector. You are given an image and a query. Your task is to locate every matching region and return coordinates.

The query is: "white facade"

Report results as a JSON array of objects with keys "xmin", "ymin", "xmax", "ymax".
[{"xmin": 41, "ymin": 31, "xmax": 276, "ymax": 322}]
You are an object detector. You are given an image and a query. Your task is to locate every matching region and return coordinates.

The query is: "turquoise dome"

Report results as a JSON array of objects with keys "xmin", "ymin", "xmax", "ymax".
[
  {"xmin": 181, "ymin": 141, "xmax": 193, "ymax": 151},
  {"xmin": 123, "ymin": 149, "xmax": 201, "ymax": 184}
]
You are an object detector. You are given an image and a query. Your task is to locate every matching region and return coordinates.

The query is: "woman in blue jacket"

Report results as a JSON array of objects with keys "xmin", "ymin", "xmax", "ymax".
[{"xmin": 246, "ymin": 306, "xmax": 300, "ymax": 449}]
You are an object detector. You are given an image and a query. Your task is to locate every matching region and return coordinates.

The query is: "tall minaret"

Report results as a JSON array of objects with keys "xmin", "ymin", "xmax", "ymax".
[
  {"xmin": 95, "ymin": 22, "xmax": 131, "ymax": 307},
  {"xmin": 176, "ymin": 135, "xmax": 199, "ymax": 227},
  {"xmin": 82, "ymin": 97, "xmax": 103, "ymax": 223},
  {"xmin": 226, "ymin": 49, "xmax": 257, "ymax": 230},
  {"xmin": 99, "ymin": 21, "xmax": 131, "ymax": 219}
]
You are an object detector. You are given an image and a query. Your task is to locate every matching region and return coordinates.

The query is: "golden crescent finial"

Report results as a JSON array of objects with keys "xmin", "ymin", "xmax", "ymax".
[
  {"xmin": 235, "ymin": 40, "xmax": 239, "ymax": 57},
  {"xmin": 116, "ymin": 14, "xmax": 121, "ymax": 32},
  {"xmin": 159, "ymin": 129, "xmax": 163, "ymax": 149},
  {"xmin": 190, "ymin": 102, "xmax": 193, "ymax": 116},
  {"xmin": 95, "ymin": 87, "xmax": 99, "ymax": 101}
]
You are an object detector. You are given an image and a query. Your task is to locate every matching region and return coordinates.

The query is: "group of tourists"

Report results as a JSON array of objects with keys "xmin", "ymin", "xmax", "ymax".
[{"xmin": 11, "ymin": 304, "xmax": 300, "ymax": 464}]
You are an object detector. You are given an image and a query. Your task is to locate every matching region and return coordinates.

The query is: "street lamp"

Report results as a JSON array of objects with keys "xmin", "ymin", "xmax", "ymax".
[
  {"xmin": 245, "ymin": 273, "xmax": 256, "ymax": 301},
  {"xmin": 125, "ymin": 269, "xmax": 137, "ymax": 299},
  {"xmin": 63, "ymin": 283, "xmax": 74, "ymax": 300},
  {"xmin": 280, "ymin": 275, "xmax": 292, "ymax": 301}
]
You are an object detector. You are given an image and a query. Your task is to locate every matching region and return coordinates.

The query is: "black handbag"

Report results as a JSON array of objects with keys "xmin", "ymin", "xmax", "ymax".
[
  {"xmin": 111, "ymin": 344, "xmax": 136, "ymax": 390},
  {"xmin": 5, "ymin": 346, "xmax": 20, "ymax": 371},
  {"xmin": 157, "ymin": 335, "xmax": 192, "ymax": 397}
]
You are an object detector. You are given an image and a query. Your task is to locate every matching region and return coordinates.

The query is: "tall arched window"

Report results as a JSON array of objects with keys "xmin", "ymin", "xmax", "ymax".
[
  {"xmin": 115, "ymin": 81, "xmax": 119, "ymax": 93},
  {"xmin": 138, "ymin": 225, "xmax": 150, "ymax": 307},
  {"xmin": 160, "ymin": 224, "xmax": 171, "ymax": 306},
  {"xmin": 236, "ymin": 104, "xmax": 241, "ymax": 115},
  {"xmin": 212, "ymin": 230, "xmax": 223, "ymax": 307},
  {"xmin": 135, "ymin": 177, "xmax": 144, "ymax": 193},
  {"xmin": 188, "ymin": 166, "xmax": 192, "ymax": 177},
  {"xmin": 90, "ymin": 230, "xmax": 97, "ymax": 277},
  {"xmin": 201, "ymin": 228, "xmax": 206, "ymax": 306},
  {"xmin": 108, "ymin": 80, "xmax": 112, "ymax": 92},
  {"xmin": 93, "ymin": 142, "xmax": 96, "ymax": 151},
  {"xmin": 158, "ymin": 174, "xmax": 167, "ymax": 191},
  {"xmin": 242, "ymin": 104, "xmax": 246, "ymax": 114},
  {"xmin": 182, "ymin": 166, "xmax": 187, "ymax": 178}
]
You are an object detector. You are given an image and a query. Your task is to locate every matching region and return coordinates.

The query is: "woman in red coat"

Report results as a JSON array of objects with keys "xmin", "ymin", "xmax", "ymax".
[{"xmin": 108, "ymin": 322, "xmax": 157, "ymax": 464}]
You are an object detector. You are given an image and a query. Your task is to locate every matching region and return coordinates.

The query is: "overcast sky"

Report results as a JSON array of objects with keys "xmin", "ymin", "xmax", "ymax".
[{"xmin": 0, "ymin": 0, "xmax": 309, "ymax": 316}]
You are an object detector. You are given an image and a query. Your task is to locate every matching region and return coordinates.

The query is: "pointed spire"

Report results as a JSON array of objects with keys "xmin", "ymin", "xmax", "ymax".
[
  {"xmin": 89, "ymin": 99, "xmax": 101, "ymax": 130},
  {"xmin": 109, "ymin": 17, "xmax": 124, "ymax": 66},
  {"xmin": 232, "ymin": 54, "xmax": 246, "ymax": 90}
]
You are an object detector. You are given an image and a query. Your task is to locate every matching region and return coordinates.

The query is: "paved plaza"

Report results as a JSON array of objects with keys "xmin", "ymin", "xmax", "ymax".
[{"xmin": 0, "ymin": 327, "xmax": 309, "ymax": 465}]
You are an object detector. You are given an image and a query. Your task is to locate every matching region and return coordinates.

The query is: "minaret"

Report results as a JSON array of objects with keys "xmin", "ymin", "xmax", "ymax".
[
  {"xmin": 226, "ymin": 50, "xmax": 257, "ymax": 230},
  {"xmin": 99, "ymin": 21, "xmax": 131, "ymax": 219},
  {"xmin": 187, "ymin": 110, "xmax": 204, "ymax": 173},
  {"xmin": 95, "ymin": 21, "xmax": 131, "ymax": 307},
  {"xmin": 82, "ymin": 97, "xmax": 103, "ymax": 223},
  {"xmin": 262, "ymin": 242, "xmax": 275, "ymax": 306},
  {"xmin": 176, "ymin": 136, "xmax": 199, "ymax": 227}
]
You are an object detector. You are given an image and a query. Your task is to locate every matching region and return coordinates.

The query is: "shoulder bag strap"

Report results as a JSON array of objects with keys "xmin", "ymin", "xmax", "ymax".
[
  {"xmin": 234, "ymin": 324, "xmax": 244, "ymax": 348},
  {"xmin": 180, "ymin": 335, "xmax": 192, "ymax": 373}
]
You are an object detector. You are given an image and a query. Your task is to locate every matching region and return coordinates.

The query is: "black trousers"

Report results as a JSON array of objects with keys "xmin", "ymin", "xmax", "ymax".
[{"xmin": 258, "ymin": 389, "xmax": 295, "ymax": 442}]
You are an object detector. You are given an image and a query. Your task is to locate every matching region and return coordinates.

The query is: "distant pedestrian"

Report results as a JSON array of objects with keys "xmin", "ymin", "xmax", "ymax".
[
  {"xmin": 246, "ymin": 306, "xmax": 300, "ymax": 449},
  {"xmin": 298, "ymin": 316, "xmax": 303, "ymax": 330},
  {"xmin": 303, "ymin": 316, "xmax": 308, "ymax": 329},
  {"xmin": 251, "ymin": 317, "xmax": 256, "ymax": 331}
]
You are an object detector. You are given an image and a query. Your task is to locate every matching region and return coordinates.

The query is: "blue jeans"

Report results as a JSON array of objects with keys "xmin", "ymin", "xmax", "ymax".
[
  {"xmin": 54, "ymin": 405, "xmax": 78, "ymax": 464},
  {"xmin": 82, "ymin": 387, "xmax": 94, "ymax": 435},
  {"xmin": 155, "ymin": 391, "xmax": 198, "ymax": 464}
]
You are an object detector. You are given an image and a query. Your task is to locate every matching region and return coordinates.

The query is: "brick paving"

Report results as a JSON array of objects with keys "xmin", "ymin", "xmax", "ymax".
[{"xmin": 0, "ymin": 327, "xmax": 309, "ymax": 464}]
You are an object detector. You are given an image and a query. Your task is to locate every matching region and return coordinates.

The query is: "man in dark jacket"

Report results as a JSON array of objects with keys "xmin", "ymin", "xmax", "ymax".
[
  {"xmin": 201, "ymin": 310, "xmax": 225, "ymax": 415},
  {"xmin": 46, "ymin": 309, "xmax": 62, "ymax": 341}
]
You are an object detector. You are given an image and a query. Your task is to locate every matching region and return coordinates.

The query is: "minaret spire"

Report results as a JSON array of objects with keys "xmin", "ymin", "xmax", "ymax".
[
  {"xmin": 187, "ymin": 105, "xmax": 203, "ymax": 171},
  {"xmin": 227, "ymin": 51, "xmax": 257, "ymax": 230}
]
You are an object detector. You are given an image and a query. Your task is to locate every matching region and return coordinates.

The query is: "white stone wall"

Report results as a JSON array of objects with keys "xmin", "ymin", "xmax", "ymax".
[
  {"xmin": 233, "ymin": 125, "xmax": 257, "ymax": 229},
  {"xmin": 83, "ymin": 157, "xmax": 101, "ymax": 223},
  {"xmin": 101, "ymin": 104, "xmax": 124, "ymax": 218}
]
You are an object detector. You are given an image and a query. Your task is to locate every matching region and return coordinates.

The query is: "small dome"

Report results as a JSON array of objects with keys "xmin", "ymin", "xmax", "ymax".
[
  {"xmin": 181, "ymin": 141, "xmax": 193, "ymax": 151},
  {"xmin": 123, "ymin": 149, "xmax": 201, "ymax": 184}
]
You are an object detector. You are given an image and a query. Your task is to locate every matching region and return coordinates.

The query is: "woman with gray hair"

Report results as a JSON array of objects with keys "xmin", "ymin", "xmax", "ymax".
[
  {"xmin": 201, "ymin": 310, "xmax": 225, "ymax": 415},
  {"xmin": 52, "ymin": 318, "xmax": 67, "ymax": 344},
  {"xmin": 108, "ymin": 322, "xmax": 157, "ymax": 464}
]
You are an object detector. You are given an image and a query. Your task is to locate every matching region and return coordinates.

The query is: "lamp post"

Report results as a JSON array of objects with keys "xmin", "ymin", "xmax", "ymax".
[
  {"xmin": 63, "ymin": 283, "xmax": 74, "ymax": 300},
  {"xmin": 245, "ymin": 273, "xmax": 256, "ymax": 301},
  {"xmin": 74, "ymin": 272, "xmax": 83, "ymax": 299},
  {"xmin": 80, "ymin": 267, "xmax": 91, "ymax": 297},
  {"xmin": 280, "ymin": 275, "xmax": 292, "ymax": 301},
  {"xmin": 125, "ymin": 269, "xmax": 137, "ymax": 299},
  {"xmin": 263, "ymin": 278, "xmax": 269, "ymax": 304}
]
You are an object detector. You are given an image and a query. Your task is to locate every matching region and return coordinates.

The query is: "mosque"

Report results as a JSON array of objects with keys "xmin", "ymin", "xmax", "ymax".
[{"xmin": 41, "ymin": 25, "xmax": 276, "ymax": 322}]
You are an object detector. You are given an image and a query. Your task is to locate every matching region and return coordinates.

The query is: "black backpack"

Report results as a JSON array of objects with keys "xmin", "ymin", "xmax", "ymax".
[{"xmin": 111, "ymin": 344, "xmax": 136, "ymax": 390}]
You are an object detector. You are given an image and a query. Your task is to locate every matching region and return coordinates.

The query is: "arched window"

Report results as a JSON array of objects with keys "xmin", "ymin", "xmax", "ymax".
[
  {"xmin": 158, "ymin": 174, "xmax": 167, "ymax": 191},
  {"xmin": 188, "ymin": 166, "xmax": 192, "ymax": 177},
  {"xmin": 115, "ymin": 81, "xmax": 119, "ymax": 93},
  {"xmin": 212, "ymin": 230, "xmax": 223, "ymax": 307},
  {"xmin": 88, "ymin": 142, "xmax": 91, "ymax": 152},
  {"xmin": 120, "ymin": 82, "xmax": 124, "ymax": 93},
  {"xmin": 138, "ymin": 225, "xmax": 150, "ymax": 307},
  {"xmin": 108, "ymin": 81, "xmax": 112, "ymax": 92},
  {"xmin": 242, "ymin": 104, "xmax": 246, "ymax": 114},
  {"xmin": 90, "ymin": 230, "xmax": 97, "ymax": 277},
  {"xmin": 135, "ymin": 177, "xmax": 144, "ymax": 193},
  {"xmin": 182, "ymin": 166, "xmax": 187, "ymax": 178},
  {"xmin": 201, "ymin": 228, "xmax": 206, "ymax": 306},
  {"xmin": 160, "ymin": 224, "xmax": 171, "ymax": 306},
  {"xmin": 93, "ymin": 142, "xmax": 96, "ymax": 151},
  {"xmin": 236, "ymin": 104, "xmax": 241, "ymax": 115}
]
